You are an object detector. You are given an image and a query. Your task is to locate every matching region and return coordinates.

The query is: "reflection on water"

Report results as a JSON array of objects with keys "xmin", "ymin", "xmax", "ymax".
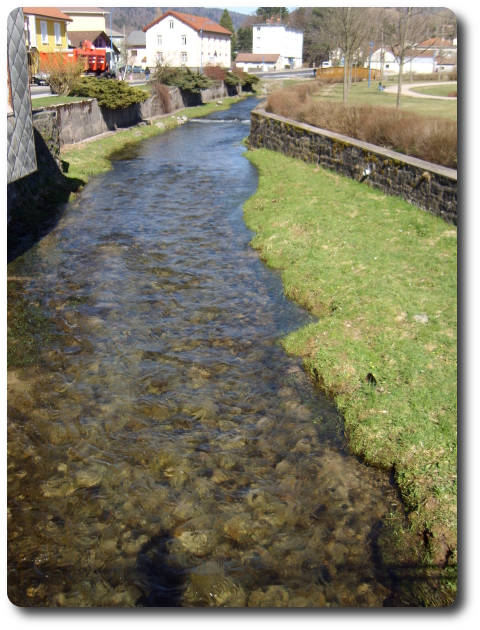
[{"xmin": 8, "ymin": 98, "xmax": 409, "ymax": 607}]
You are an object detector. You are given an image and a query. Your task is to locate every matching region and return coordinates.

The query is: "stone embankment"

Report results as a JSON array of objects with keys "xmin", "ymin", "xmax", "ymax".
[
  {"xmin": 32, "ymin": 82, "xmax": 241, "ymax": 147},
  {"xmin": 248, "ymin": 106, "xmax": 457, "ymax": 224}
]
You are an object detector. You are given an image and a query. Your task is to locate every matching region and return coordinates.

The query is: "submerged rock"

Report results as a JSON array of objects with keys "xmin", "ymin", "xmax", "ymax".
[{"xmin": 248, "ymin": 585, "xmax": 289, "ymax": 607}]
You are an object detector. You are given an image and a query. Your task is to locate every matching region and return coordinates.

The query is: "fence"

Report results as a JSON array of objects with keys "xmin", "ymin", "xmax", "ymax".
[{"xmin": 314, "ymin": 66, "xmax": 382, "ymax": 81}]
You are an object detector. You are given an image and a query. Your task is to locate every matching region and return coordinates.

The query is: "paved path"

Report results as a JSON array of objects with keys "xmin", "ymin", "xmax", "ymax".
[{"xmin": 383, "ymin": 81, "xmax": 457, "ymax": 100}]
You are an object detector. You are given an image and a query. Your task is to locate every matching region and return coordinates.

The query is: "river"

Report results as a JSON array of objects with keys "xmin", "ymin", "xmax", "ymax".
[{"xmin": 8, "ymin": 97, "xmax": 411, "ymax": 607}]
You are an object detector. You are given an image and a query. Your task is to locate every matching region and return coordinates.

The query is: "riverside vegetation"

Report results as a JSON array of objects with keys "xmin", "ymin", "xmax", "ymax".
[
  {"xmin": 265, "ymin": 81, "xmax": 457, "ymax": 168},
  {"xmin": 243, "ymin": 148, "xmax": 457, "ymax": 604}
]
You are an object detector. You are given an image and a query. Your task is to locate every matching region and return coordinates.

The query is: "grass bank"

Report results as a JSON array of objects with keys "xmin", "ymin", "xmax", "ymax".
[{"xmin": 243, "ymin": 148, "xmax": 457, "ymax": 598}]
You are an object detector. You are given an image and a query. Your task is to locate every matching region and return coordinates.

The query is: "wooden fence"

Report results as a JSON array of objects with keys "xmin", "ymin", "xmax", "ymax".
[{"xmin": 314, "ymin": 66, "xmax": 382, "ymax": 81}]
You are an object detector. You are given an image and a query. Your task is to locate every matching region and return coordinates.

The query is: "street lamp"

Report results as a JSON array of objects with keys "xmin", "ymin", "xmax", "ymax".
[{"xmin": 368, "ymin": 41, "xmax": 374, "ymax": 87}]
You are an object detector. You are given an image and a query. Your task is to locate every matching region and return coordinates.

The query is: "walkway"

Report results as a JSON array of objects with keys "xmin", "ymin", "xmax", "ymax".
[{"xmin": 383, "ymin": 81, "xmax": 457, "ymax": 100}]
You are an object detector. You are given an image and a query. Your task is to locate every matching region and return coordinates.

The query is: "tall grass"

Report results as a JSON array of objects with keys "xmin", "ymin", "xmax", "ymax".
[{"xmin": 265, "ymin": 87, "xmax": 457, "ymax": 169}]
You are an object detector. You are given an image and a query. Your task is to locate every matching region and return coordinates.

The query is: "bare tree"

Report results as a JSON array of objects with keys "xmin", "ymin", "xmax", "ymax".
[
  {"xmin": 382, "ymin": 7, "xmax": 433, "ymax": 108},
  {"xmin": 321, "ymin": 7, "xmax": 372, "ymax": 103}
]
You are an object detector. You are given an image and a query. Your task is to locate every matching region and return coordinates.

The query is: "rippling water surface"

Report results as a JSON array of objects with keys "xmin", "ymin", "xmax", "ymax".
[{"xmin": 8, "ymin": 98, "xmax": 407, "ymax": 607}]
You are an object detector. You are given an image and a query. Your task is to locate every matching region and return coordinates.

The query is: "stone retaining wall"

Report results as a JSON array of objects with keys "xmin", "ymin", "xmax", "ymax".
[
  {"xmin": 33, "ymin": 83, "xmax": 241, "ymax": 147},
  {"xmin": 248, "ymin": 108, "xmax": 457, "ymax": 224}
]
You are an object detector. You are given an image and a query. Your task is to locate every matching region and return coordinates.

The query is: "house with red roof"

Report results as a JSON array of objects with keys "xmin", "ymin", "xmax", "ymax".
[
  {"xmin": 23, "ymin": 7, "xmax": 72, "ymax": 52},
  {"xmin": 143, "ymin": 10, "xmax": 232, "ymax": 70}
]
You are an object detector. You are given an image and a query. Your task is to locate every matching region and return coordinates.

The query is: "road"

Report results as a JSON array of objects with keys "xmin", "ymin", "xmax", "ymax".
[{"xmin": 30, "ymin": 68, "xmax": 313, "ymax": 98}]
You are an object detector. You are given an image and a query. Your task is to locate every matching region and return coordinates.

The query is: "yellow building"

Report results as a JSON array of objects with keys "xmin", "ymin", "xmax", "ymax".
[{"xmin": 23, "ymin": 7, "xmax": 72, "ymax": 52}]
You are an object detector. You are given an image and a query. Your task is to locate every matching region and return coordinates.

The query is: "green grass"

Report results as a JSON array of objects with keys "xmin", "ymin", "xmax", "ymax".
[
  {"xmin": 411, "ymin": 83, "xmax": 457, "ymax": 97},
  {"xmin": 243, "ymin": 148, "xmax": 457, "ymax": 573},
  {"xmin": 31, "ymin": 95, "xmax": 89, "ymax": 108},
  {"xmin": 312, "ymin": 80, "xmax": 457, "ymax": 120}
]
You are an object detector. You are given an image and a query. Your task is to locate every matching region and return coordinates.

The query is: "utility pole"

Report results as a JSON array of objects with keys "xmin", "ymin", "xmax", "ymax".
[
  {"xmin": 368, "ymin": 41, "xmax": 374, "ymax": 87},
  {"xmin": 381, "ymin": 27, "xmax": 385, "ymax": 80},
  {"xmin": 109, "ymin": 7, "xmax": 115, "ymax": 75}
]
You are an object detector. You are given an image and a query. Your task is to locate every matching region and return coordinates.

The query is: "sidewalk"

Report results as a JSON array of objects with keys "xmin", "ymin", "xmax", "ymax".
[{"xmin": 383, "ymin": 80, "xmax": 457, "ymax": 100}]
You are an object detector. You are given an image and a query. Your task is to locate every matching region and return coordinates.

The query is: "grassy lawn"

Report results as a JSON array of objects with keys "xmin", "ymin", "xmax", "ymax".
[
  {"xmin": 312, "ymin": 80, "xmax": 457, "ymax": 120},
  {"xmin": 31, "ymin": 95, "xmax": 90, "ymax": 109},
  {"xmin": 243, "ymin": 148, "xmax": 457, "ymax": 584},
  {"xmin": 411, "ymin": 83, "xmax": 457, "ymax": 97}
]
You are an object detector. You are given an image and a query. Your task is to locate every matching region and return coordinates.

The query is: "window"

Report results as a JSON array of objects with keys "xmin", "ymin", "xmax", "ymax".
[
  {"xmin": 257, "ymin": 37, "xmax": 260, "ymax": 43},
  {"xmin": 54, "ymin": 22, "xmax": 61, "ymax": 45},
  {"xmin": 181, "ymin": 52, "xmax": 187, "ymax": 64},
  {"xmin": 257, "ymin": 27, "xmax": 260, "ymax": 31},
  {"xmin": 156, "ymin": 51, "xmax": 163, "ymax": 62},
  {"xmin": 40, "ymin": 20, "xmax": 48, "ymax": 45},
  {"xmin": 181, "ymin": 35, "xmax": 186, "ymax": 45},
  {"xmin": 131, "ymin": 50, "xmax": 137, "ymax": 57},
  {"xmin": 385, "ymin": 64, "xmax": 390, "ymax": 68},
  {"xmin": 157, "ymin": 35, "xmax": 162, "ymax": 46},
  {"xmin": 169, "ymin": 20, "xmax": 174, "ymax": 29}
]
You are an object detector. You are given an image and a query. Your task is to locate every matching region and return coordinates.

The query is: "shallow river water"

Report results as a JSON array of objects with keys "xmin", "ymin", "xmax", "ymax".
[{"xmin": 8, "ymin": 98, "xmax": 410, "ymax": 607}]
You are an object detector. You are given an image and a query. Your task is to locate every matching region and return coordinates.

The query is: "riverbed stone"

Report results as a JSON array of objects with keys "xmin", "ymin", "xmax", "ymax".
[{"xmin": 248, "ymin": 585, "xmax": 289, "ymax": 607}]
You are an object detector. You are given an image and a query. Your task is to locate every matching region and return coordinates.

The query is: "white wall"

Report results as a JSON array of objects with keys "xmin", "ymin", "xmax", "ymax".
[
  {"xmin": 254, "ymin": 25, "xmax": 303, "ymax": 68},
  {"xmin": 145, "ymin": 16, "xmax": 231, "ymax": 69}
]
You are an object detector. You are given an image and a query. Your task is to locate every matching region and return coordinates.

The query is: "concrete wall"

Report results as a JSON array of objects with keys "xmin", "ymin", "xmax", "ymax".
[
  {"xmin": 32, "ymin": 82, "xmax": 241, "ymax": 146},
  {"xmin": 248, "ymin": 107, "xmax": 457, "ymax": 224}
]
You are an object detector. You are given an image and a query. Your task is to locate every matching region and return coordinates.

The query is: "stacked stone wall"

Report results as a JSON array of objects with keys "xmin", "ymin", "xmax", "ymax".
[{"xmin": 248, "ymin": 108, "xmax": 457, "ymax": 224}]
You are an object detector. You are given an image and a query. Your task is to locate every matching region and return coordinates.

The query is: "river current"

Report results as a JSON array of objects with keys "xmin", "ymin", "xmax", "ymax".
[{"xmin": 8, "ymin": 98, "xmax": 409, "ymax": 607}]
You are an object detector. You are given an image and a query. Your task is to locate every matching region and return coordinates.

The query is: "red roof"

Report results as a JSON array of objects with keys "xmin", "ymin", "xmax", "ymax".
[
  {"xmin": 23, "ymin": 7, "xmax": 73, "ymax": 22},
  {"xmin": 417, "ymin": 37, "xmax": 455, "ymax": 48},
  {"xmin": 143, "ymin": 11, "xmax": 232, "ymax": 36}
]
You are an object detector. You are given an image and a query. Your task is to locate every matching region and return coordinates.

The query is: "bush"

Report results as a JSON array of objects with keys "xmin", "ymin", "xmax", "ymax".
[
  {"xmin": 70, "ymin": 77, "xmax": 149, "ymax": 109},
  {"xmin": 225, "ymin": 69, "xmax": 260, "ymax": 91},
  {"xmin": 265, "ymin": 88, "xmax": 457, "ymax": 169},
  {"xmin": 151, "ymin": 82, "xmax": 172, "ymax": 113},
  {"xmin": 153, "ymin": 66, "xmax": 212, "ymax": 94},
  {"xmin": 39, "ymin": 52, "xmax": 84, "ymax": 96},
  {"xmin": 203, "ymin": 65, "xmax": 227, "ymax": 82}
]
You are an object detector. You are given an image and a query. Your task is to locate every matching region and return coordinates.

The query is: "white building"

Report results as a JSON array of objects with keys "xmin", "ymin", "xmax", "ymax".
[
  {"xmin": 235, "ymin": 53, "xmax": 282, "ymax": 72},
  {"xmin": 253, "ymin": 20, "xmax": 303, "ymax": 69},
  {"xmin": 143, "ymin": 10, "xmax": 232, "ymax": 71}
]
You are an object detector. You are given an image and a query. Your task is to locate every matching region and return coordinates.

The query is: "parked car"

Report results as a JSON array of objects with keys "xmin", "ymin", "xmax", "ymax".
[
  {"xmin": 32, "ymin": 72, "xmax": 49, "ymax": 86},
  {"xmin": 132, "ymin": 66, "xmax": 143, "ymax": 73}
]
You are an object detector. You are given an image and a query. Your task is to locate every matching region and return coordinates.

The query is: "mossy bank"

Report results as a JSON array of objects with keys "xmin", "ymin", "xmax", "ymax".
[{"xmin": 243, "ymin": 148, "xmax": 457, "ymax": 605}]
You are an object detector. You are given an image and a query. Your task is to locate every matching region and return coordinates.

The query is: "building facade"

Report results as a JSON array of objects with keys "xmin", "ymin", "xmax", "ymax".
[
  {"xmin": 23, "ymin": 7, "xmax": 72, "ymax": 52},
  {"xmin": 143, "ymin": 10, "xmax": 232, "ymax": 71},
  {"xmin": 253, "ymin": 22, "xmax": 303, "ymax": 69},
  {"xmin": 59, "ymin": 6, "xmax": 109, "ymax": 32},
  {"xmin": 234, "ymin": 53, "xmax": 282, "ymax": 72}
]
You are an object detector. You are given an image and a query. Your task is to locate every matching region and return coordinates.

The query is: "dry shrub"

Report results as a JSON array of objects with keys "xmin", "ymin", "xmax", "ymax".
[
  {"xmin": 203, "ymin": 65, "xmax": 227, "ymax": 82},
  {"xmin": 39, "ymin": 52, "xmax": 84, "ymax": 96},
  {"xmin": 265, "ymin": 88, "xmax": 457, "ymax": 169},
  {"xmin": 151, "ymin": 82, "xmax": 172, "ymax": 113},
  {"xmin": 448, "ymin": 91, "xmax": 457, "ymax": 97}
]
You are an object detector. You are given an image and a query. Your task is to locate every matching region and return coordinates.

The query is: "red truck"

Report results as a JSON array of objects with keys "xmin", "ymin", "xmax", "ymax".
[{"xmin": 38, "ymin": 40, "xmax": 115, "ymax": 81}]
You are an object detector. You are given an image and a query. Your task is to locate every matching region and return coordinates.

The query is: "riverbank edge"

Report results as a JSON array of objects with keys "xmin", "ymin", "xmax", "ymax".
[
  {"xmin": 7, "ymin": 95, "xmax": 248, "ymax": 263},
  {"xmin": 242, "ymin": 147, "xmax": 457, "ymax": 606}
]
